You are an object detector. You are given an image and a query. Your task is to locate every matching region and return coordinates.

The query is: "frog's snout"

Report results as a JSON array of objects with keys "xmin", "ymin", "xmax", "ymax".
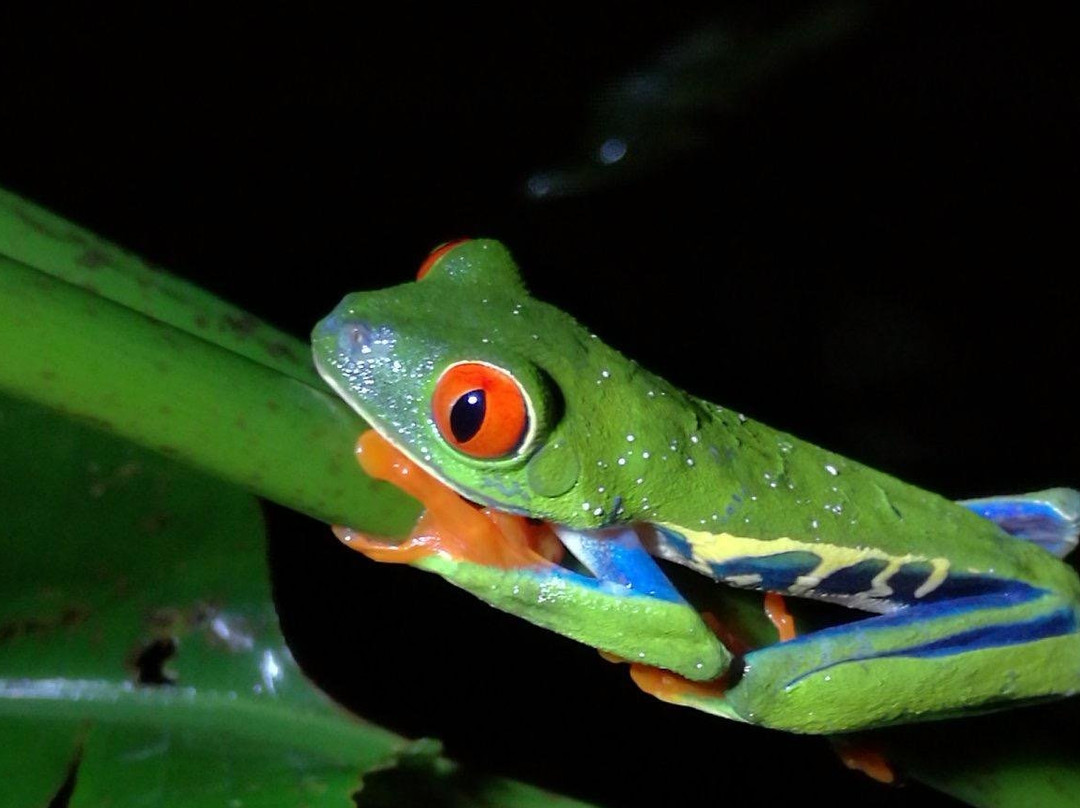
[
  {"xmin": 312, "ymin": 311, "xmax": 342, "ymax": 343},
  {"xmin": 314, "ymin": 311, "xmax": 371, "ymax": 355},
  {"xmin": 313, "ymin": 307, "xmax": 402, "ymax": 376}
]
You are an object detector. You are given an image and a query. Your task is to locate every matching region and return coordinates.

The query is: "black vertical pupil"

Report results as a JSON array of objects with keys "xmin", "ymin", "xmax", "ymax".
[{"xmin": 450, "ymin": 389, "xmax": 486, "ymax": 443}]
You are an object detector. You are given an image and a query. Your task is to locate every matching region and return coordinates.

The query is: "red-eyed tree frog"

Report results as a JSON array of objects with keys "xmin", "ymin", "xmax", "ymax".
[{"xmin": 312, "ymin": 239, "xmax": 1080, "ymax": 735}]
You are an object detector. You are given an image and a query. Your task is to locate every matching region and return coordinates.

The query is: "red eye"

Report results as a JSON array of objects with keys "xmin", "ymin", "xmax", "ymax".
[
  {"xmin": 417, "ymin": 239, "xmax": 470, "ymax": 280},
  {"xmin": 432, "ymin": 362, "xmax": 528, "ymax": 458}
]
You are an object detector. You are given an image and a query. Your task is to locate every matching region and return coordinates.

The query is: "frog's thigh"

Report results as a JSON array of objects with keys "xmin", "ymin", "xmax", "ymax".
[{"xmin": 721, "ymin": 590, "xmax": 1080, "ymax": 733}]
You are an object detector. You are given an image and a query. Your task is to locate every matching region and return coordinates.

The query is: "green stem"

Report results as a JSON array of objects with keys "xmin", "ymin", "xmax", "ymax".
[
  {"xmin": 0, "ymin": 188, "xmax": 315, "ymax": 384},
  {"xmin": 0, "ymin": 254, "xmax": 416, "ymax": 534}
]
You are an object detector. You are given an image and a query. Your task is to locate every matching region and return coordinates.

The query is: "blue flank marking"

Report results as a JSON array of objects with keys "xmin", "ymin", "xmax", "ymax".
[
  {"xmin": 814, "ymin": 561, "xmax": 1050, "ymax": 609},
  {"xmin": 816, "ymin": 559, "xmax": 889, "ymax": 597},
  {"xmin": 657, "ymin": 526, "xmax": 694, "ymax": 561},
  {"xmin": 903, "ymin": 570, "xmax": 1034, "ymax": 605},
  {"xmin": 654, "ymin": 526, "xmax": 1045, "ymax": 610},
  {"xmin": 710, "ymin": 552, "xmax": 821, "ymax": 591}
]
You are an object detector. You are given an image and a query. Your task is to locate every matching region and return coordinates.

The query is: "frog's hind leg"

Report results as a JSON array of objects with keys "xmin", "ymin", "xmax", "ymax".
[
  {"xmin": 960, "ymin": 487, "xmax": 1080, "ymax": 558},
  {"xmin": 635, "ymin": 585, "xmax": 1080, "ymax": 734}
]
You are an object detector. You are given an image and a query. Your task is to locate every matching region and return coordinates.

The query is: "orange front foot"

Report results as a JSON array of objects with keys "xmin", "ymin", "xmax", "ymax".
[
  {"xmin": 333, "ymin": 525, "xmax": 437, "ymax": 564},
  {"xmin": 336, "ymin": 430, "xmax": 562, "ymax": 568}
]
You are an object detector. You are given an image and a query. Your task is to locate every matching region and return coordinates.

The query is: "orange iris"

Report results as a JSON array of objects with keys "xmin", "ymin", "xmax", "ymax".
[{"xmin": 432, "ymin": 362, "xmax": 528, "ymax": 459}]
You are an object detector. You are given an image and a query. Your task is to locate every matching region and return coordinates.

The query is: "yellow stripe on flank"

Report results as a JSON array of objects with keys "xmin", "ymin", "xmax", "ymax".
[{"xmin": 659, "ymin": 522, "xmax": 951, "ymax": 600}]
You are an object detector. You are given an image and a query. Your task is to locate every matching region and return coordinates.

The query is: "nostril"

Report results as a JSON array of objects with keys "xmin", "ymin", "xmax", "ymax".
[{"xmin": 342, "ymin": 320, "xmax": 373, "ymax": 354}]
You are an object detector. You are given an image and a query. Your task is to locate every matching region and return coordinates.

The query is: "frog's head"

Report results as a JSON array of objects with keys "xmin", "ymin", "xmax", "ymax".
[{"xmin": 312, "ymin": 239, "xmax": 690, "ymax": 529}]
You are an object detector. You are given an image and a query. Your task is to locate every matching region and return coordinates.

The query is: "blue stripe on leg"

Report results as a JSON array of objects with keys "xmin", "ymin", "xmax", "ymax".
[{"xmin": 777, "ymin": 589, "xmax": 1076, "ymax": 688}]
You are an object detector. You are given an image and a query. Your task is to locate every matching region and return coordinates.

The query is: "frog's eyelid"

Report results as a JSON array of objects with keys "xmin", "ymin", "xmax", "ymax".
[{"xmin": 416, "ymin": 238, "xmax": 471, "ymax": 280}]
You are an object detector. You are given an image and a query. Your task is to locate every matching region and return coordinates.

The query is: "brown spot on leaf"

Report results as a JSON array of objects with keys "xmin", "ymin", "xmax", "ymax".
[
  {"xmin": 76, "ymin": 247, "xmax": 112, "ymax": 269},
  {"xmin": 59, "ymin": 605, "xmax": 90, "ymax": 628},
  {"xmin": 13, "ymin": 206, "xmax": 91, "ymax": 250},
  {"xmin": 147, "ymin": 607, "xmax": 184, "ymax": 632},
  {"xmin": 222, "ymin": 313, "xmax": 258, "ymax": 336},
  {"xmin": 0, "ymin": 605, "xmax": 90, "ymax": 643},
  {"xmin": 263, "ymin": 339, "xmax": 296, "ymax": 359},
  {"xmin": 80, "ymin": 414, "xmax": 116, "ymax": 432},
  {"xmin": 139, "ymin": 510, "xmax": 173, "ymax": 535}
]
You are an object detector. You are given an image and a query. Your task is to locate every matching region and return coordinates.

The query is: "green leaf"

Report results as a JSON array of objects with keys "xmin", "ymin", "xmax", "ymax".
[
  {"xmin": 0, "ymin": 188, "xmax": 418, "ymax": 534},
  {"xmin": 0, "ymin": 187, "xmax": 315, "ymax": 383},
  {"xmin": 0, "ymin": 392, "xmax": 594, "ymax": 807},
  {"xmin": 0, "ymin": 391, "xmax": 403, "ymax": 805}
]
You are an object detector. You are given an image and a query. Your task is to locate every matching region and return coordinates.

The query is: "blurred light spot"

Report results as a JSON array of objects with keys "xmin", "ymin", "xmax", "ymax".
[
  {"xmin": 527, "ymin": 173, "xmax": 553, "ymax": 198},
  {"xmin": 210, "ymin": 614, "xmax": 255, "ymax": 652},
  {"xmin": 260, "ymin": 648, "xmax": 283, "ymax": 694},
  {"xmin": 598, "ymin": 137, "xmax": 628, "ymax": 165}
]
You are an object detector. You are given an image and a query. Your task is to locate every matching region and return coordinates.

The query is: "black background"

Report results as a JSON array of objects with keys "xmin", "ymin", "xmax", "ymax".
[{"xmin": 4, "ymin": 3, "xmax": 1077, "ymax": 806}]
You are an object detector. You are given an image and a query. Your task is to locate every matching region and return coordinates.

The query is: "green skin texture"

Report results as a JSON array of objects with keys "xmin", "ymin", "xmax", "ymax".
[{"xmin": 313, "ymin": 240, "xmax": 1080, "ymax": 733}]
